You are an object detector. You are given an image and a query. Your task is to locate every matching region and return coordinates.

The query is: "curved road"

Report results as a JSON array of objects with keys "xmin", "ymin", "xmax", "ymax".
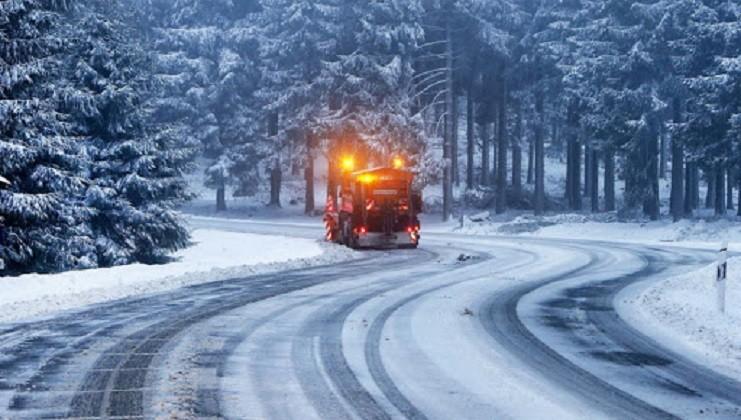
[{"xmin": 0, "ymin": 217, "xmax": 739, "ymax": 419}]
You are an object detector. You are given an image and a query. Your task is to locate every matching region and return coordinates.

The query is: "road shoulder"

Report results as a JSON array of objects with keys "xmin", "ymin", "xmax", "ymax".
[
  {"xmin": 617, "ymin": 258, "xmax": 741, "ymax": 381},
  {"xmin": 0, "ymin": 229, "xmax": 356, "ymax": 324}
]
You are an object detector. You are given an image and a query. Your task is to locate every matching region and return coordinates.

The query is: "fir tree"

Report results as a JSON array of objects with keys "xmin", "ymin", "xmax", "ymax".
[
  {"xmin": 61, "ymin": 0, "xmax": 193, "ymax": 266},
  {"xmin": 0, "ymin": 0, "xmax": 95, "ymax": 273}
]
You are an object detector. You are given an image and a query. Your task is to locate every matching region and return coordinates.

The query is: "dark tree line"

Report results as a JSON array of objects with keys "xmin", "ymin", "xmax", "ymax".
[{"xmin": 418, "ymin": 0, "xmax": 740, "ymax": 221}]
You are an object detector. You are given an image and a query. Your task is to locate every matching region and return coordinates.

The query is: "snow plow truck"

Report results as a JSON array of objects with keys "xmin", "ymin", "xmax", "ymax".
[{"xmin": 324, "ymin": 157, "xmax": 422, "ymax": 249}]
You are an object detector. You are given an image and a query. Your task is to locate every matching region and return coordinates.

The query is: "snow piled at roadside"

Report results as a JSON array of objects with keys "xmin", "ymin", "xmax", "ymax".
[
  {"xmin": 451, "ymin": 212, "xmax": 741, "ymax": 247},
  {"xmin": 623, "ymin": 258, "xmax": 741, "ymax": 378},
  {"xmin": 0, "ymin": 229, "xmax": 356, "ymax": 324}
]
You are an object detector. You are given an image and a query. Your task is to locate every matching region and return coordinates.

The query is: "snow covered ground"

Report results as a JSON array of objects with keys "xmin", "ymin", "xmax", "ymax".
[
  {"xmin": 0, "ymin": 229, "xmax": 355, "ymax": 324},
  {"xmin": 442, "ymin": 212, "xmax": 741, "ymax": 249},
  {"xmin": 620, "ymin": 257, "xmax": 741, "ymax": 379},
  {"xmin": 430, "ymin": 211, "xmax": 741, "ymax": 384}
]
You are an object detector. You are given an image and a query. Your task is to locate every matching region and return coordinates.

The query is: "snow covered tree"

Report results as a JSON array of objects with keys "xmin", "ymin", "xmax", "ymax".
[
  {"xmin": 681, "ymin": 1, "xmax": 741, "ymax": 216},
  {"xmin": 148, "ymin": 0, "xmax": 261, "ymax": 211},
  {"xmin": 416, "ymin": 0, "xmax": 525, "ymax": 219},
  {"xmin": 515, "ymin": 0, "xmax": 576, "ymax": 214},
  {"xmin": 0, "ymin": 0, "xmax": 97, "ymax": 273},
  {"xmin": 256, "ymin": 0, "xmax": 341, "ymax": 211},
  {"xmin": 563, "ymin": 1, "xmax": 667, "ymax": 219},
  {"xmin": 60, "ymin": 0, "xmax": 193, "ymax": 266},
  {"xmin": 327, "ymin": 1, "xmax": 425, "ymax": 165}
]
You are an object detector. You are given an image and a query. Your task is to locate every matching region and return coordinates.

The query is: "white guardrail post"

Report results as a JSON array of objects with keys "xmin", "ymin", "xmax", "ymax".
[{"xmin": 717, "ymin": 240, "xmax": 728, "ymax": 314}]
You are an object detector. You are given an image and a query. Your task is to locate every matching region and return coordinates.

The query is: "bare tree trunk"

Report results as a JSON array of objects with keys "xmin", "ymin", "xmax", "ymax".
[
  {"xmin": 495, "ymin": 73, "xmax": 507, "ymax": 214},
  {"xmin": 269, "ymin": 162, "xmax": 282, "ymax": 208},
  {"xmin": 644, "ymin": 130, "xmax": 660, "ymax": 220},
  {"xmin": 304, "ymin": 134, "xmax": 315, "ymax": 215},
  {"xmin": 466, "ymin": 90, "xmax": 475, "ymax": 190},
  {"xmin": 452, "ymin": 94, "xmax": 460, "ymax": 187},
  {"xmin": 670, "ymin": 99, "xmax": 684, "ymax": 221},
  {"xmin": 670, "ymin": 143, "xmax": 684, "ymax": 221},
  {"xmin": 567, "ymin": 136, "xmax": 583, "ymax": 211},
  {"xmin": 552, "ymin": 121, "xmax": 562, "ymax": 160},
  {"xmin": 683, "ymin": 162, "xmax": 692, "ymax": 215},
  {"xmin": 534, "ymin": 92, "xmax": 545, "ymax": 215},
  {"xmin": 727, "ymin": 168, "xmax": 734, "ymax": 210},
  {"xmin": 481, "ymin": 122, "xmax": 490, "ymax": 187},
  {"xmin": 491, "ymin": 109, "xmax": 497, "ymax": 187},
  {"xmin": 693, "ymin": 164, "xmax": 700, "ymax": 209},
  {"xmin": 267, "ymin": 111, "xmax": 281, "ymax": 208},
  {"xmin": 442, "ymin": 19, "xmax": 454, "ymax": 221},
  {"xmin": 527, "ymin": 138, "xmax": 534, "ymax": 184},
  {"xmin": 565, "ymin": 137, "xmax": 572, "ymax": 202},
  {"xmin": 659, "ymin": 124, "xmax": 668, "ymax": 179},
  {"xmin": 604, "ymin": 147, "xmax": 615, "ymax": 212},
  {"xmin": 584, "ymin": 142, "xmax": 591, "ymax": 198},
  {"xmin": 512, "ymin": 103, "xmax": 522, "ymax": 203},
  {"xmin": 715, "ymin": 165, "xmax": 726, "ymax": 216},
  {"xmin": 590, "ymin": 149, "xmax": 599, "ymax": 212},
  {"xmin": 574, "ymin": 139, "xmax": 582, "ymax": 210},
  {"xmin": 738, "ymin": 176, "xmax": 741, "ymax": 217},
  {"xmin": 512, "ymin": 145, "xmax": 521, "ymax": 204},
  {"xmin": 706, "ymin": 170, "xmax": 715, "ymax": 209},
  {"xmin": 216, "ymin": 179, "xmax": 227, "ymax": 212}
]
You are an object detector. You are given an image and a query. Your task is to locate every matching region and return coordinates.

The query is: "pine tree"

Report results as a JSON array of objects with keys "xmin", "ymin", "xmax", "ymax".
[
  {"xmin": 149, "ymin": 0, "xmax": 260, "ymax": 211},
  {"xmin": 61, "ymin": 0, "xmax": 192, "ymax": 266},
  {"xmin": 328, "ymin": 0, "xmax": 425, "ymax": 163},
  {"xmin": 519, "ymin": 0, "xmax": 572, "ymax": 215},
  {"xmin": 567, "ymin": 1, "xmax": 667, "ymax": 219},
  {"xmin": 0, "ymin": 0, "xmax": 97, "ymax": 273},
  {"xmin": 256, "ymin": 0, "xmax": 341, "ymax": 210},
  {"xmin": 212, "ymin": 11, "xmax": 263, "ymax": 203},
  {"xmin": 681, "ymin": 0, "xmax": 740, "ymax": 216}
]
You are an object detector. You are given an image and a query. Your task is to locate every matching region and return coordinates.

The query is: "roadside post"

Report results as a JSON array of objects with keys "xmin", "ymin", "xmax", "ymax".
[{"xmin": 717, "ymin": 240, "xmax": 728, "ymax": 314}]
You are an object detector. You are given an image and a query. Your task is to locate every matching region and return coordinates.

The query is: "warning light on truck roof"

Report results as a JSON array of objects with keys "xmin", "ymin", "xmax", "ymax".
[
  {"xmin": 358, "ymin": 174, "xmax": 376, "ymax": 184},
  {"xmin": 392, "ymin": 157, "xmax": 404, "ymax": 169},
  {"xmin": 341, "ymin": 156, "xmax": 355, "ymax": 172}
]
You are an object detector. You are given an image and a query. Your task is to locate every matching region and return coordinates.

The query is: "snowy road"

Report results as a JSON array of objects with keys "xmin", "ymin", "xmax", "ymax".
[{"xmin": 1, "ymin": 218, "xmax": 740, "ymax": 419}]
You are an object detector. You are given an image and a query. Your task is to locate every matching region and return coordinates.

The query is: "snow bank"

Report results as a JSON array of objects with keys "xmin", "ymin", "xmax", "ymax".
[
  {"xmin": 448, "ymin": 213, "xmax": 741, "ymax": 247},
  {"xmin": 622, "ymin": 257, "xmax": 741, "ymax": 378},
  {"xmin": 0, "ymin": 229, "xmax": 356, "ymax": 324}
]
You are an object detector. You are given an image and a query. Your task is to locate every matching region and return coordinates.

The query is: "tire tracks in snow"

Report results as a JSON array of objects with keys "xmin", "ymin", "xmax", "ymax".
[
  {"xmin": 481, "ymin": 244, "xmax": 677, "ymax": 419},
  {"xmin": 480, "ymin": 240, "xmax": 741, "ymax": 419},
  {"xmin": 291, "ymin": 241, "xmax": 539, "ymax": 420},
  {"xmin": 582, "ymin": 245, "xmax": 741, "ymax": 416},
  {"xmin": 1, "ymin": 253, "xmax": 389, "ymax": 418}
]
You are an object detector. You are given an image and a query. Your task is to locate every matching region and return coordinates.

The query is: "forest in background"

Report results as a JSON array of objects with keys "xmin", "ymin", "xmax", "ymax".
[{"xmin": 1, "ymin": 0, "xmax": 740, "ymax": 273}]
